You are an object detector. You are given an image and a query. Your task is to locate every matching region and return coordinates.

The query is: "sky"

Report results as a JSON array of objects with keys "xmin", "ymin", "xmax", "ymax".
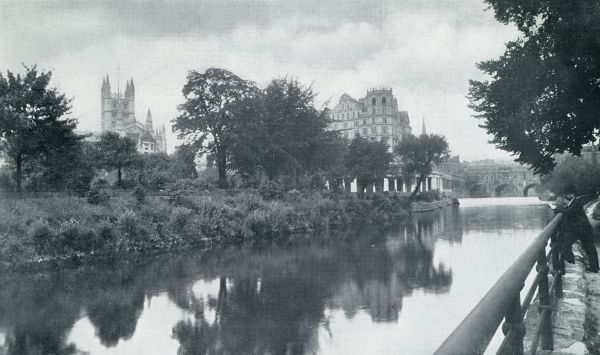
[{"xmin": 0, "ymin": 0, "xmax": 519, "ymax": 160}]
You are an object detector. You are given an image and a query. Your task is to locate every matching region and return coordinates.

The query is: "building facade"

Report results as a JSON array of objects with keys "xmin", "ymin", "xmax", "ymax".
[
  {"xmin": 101, "ymin": 75, "xmax": 167, "ymax": 153},
  {"xmin": 328, "ymin": 88, "xmax": 412, "ymax": 147}
]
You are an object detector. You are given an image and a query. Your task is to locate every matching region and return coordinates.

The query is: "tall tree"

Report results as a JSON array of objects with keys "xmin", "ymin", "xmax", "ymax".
[
  {"xmin": 230, "ymin": 78, "xmax": 330, "ymax": 184},
  {"xmin": 345, "ymin": 136, "xmax": 393, "ymax": 193},
  {"xmin": 171, "ymin": 144, "xmax": 198, "ymax": 180},
  {"xmin": 469, "ymin": 0, "xmax": 600, "ymax": 174},
  {"xmin": 173, "ymin": 68, "xmax": 257, "ymax": 187},
  {"xmin": 25, "ymin": 141, "xmax": 95, "ymax": 192},
  {"xmin": 0, "ymin": 66, "xmax": 82, "ymax": 191},
  {"xmin": 96, "ymin": 131, "xmax": 138, "ymax": 185},
  {"xmin": 541, "ymin": 154, "xmax": 600, "ymax": 195},
  {"xmin": 316, "ymin": 134, "xmax": 350, "ymax": 192},
  {"xmin": 395, "ymin": 134, "xmax": 450, "ymax": 199}
]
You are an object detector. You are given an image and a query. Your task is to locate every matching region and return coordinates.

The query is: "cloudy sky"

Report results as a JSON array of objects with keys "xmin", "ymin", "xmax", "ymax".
[{"xmin": 1, "ymin": 0, "xmax": 519, "ymax": 160}]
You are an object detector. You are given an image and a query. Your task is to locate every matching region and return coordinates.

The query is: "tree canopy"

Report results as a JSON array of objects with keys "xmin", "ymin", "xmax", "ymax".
[
  {"xmin": 395, "ymin": 134, "xmax": 450, "ymax": 199},
  {"xmin": 95, "ymin": 131, "xmax": 138, "ymax": 185},
  {"xmin": 469, "ymin": 0, "xmax": 600, "ymax": 174},
  {"xmin": 541, "ymin": 154, "xmax": 600, "ymax": 195},
  {"xmin": 230, "ymin": 78, "xmax": 331, "ymax": 183},
  {"xmin": 345, "ymin": 136, "xmax": 393, "ymax": 192},
  {"xmin": 0, "ymin": 66, "xmax": 82, "ymax": 191},
  {"xmin": 173, "ymin": 68, "xmax": 258, "ymax": 187}
]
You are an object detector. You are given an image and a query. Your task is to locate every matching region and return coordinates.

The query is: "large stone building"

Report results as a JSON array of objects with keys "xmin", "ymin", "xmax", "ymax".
[
  {"xmin": 326, "ymin": 88, "xmax": 466, "ymax": 196},
  {"xmin": 100, "ymin": 75, "xmax": 167, "ymax": 153},
  {"xmin": 328, "ymin": 88, "xmax": 412, "ymax": 147}
]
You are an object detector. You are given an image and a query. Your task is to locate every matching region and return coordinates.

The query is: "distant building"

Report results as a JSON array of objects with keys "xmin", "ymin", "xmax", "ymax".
[
  {"xmin": 328, "ymin": 88, "xmax": 412, "ymax": 147},
  {"xmin": 100, "ymin": 75, "xmax": 167, "ymax": 153}
]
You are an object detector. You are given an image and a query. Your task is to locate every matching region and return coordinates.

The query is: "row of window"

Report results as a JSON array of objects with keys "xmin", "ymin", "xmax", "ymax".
[
  {"xmin": 339, "ymin": 130, "xmax": 399, "ymax": 145},
  {"xmin": 340, "ymin": 96, "xmax": 389, "ymax": 110},
  {"xmin": 332, "ymin": 107, "xmax": 396, "ymax": 120},
  {"xmin": 371, "ymin": 96, "xmax": 387, "ymax": 105},
  {"xmin": 334, "ymin": 125, "xmax": 395, "ymax": 135},
  {"xmin": 331, "ymin": 116, "xmax": 400, "ymax": 128}
]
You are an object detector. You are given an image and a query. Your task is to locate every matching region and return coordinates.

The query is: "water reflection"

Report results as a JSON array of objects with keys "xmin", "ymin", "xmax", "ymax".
[{"xmin": 0, "ymin": 203, "xmax": 546, "ymax": 355}]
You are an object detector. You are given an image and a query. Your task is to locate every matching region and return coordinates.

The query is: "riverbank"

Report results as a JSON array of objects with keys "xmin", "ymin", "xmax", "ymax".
[{"xmin": 0, "ymin": 189, "xmax": 411, "ymax": 270}]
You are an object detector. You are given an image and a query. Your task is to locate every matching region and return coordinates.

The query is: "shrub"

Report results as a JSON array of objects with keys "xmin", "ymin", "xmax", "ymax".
[
  {"xmin": 227, "ymin": 191, "xmax": 265, "ymax": 211},
  {"xmin": 133, "ymin": 185, "xmax": 146, "ymax": 204},
  {"xmin": 55, "ymin": 219, "xmax": 100, "ymax": 254},
  {"xmin": 30, "ymin": 221, "xmax": 56, "ymax": 256},
  {"xmin": 283, "ymin": 189, "xmax": 302, "ymax": 203},
  {"xmin": 87, "ymin": 188, "xmax": 110, "ymax": 205},
  {"xmin": 117, "ymin": 210, "xmax": 142, "ymax": 242},
  {"xmin": 258, "ymin": 180, "xmax": 286, "ymax": 200},
  {"xmin": 147, "ymin": 171, "xmax": 175, "ymax": 190},
  {"xmin": 116, "ymin": 179, "xmax": 137, "ymax": 189},
  {"xmin": 93, "ymin": 179, "xmax": 109, "ymax": 189},
  {"xmin": 169, "ymin": 207, "xmax": 193, "ymax": 235},
  {"xmin": 96, "ymin": 221, "xmax": 116, "ymax": 249}
]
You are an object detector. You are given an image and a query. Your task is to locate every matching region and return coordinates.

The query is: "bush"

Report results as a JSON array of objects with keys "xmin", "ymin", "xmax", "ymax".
[
  {"xmin": 96, "ymin": 221, "xmax": 116, "ymax": 249},
  {"xmin": 30, "ymin": 221, "xmax": 56, "ymax": 256},
  {"xmin": 133, "ymin": 185, "xmax": 146, "ymax": 204},
  {"xmin": 56, "ymin": 220, "xmax": 99, "ymax": 254},
  {"xmin": 258, "ymin": 180, "xmax": 286, "ymax": 200},
  {"xmin": 116, "ymin": 179, "xmax": 137, "ymax": 189},
  {"xmin": 93, "ymin": 179, "xmax": 109, "ymax": 189},
  {"xmin": 87, "ymin": 188, "xmax": 110, "ymax": 205},
  {"xmin": 169, "ymin": 207, "xmax": 193, "ymax": 235},
  {"xmin": 117, "ymin": 210, "xmax": 142, "ymax": 242},
  {"xmin": 147, "ymin": 171, "xmax": 175, "ymax": 190}
]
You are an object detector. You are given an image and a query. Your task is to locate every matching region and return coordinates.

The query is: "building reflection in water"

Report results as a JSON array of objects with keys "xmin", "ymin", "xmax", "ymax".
[{"xmin": 0, "ymin": 207, "xmax": 463, "ymax": 355}]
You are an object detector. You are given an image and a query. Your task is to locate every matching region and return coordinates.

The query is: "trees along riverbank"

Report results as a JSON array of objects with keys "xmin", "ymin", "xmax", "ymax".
[
  {"xmin": 0, "ymin": 185, "xmax": 420, "ymax": 269},
  {"xmin": 0, "ymin": 66, "xmax": 451, "ymax": 269}
]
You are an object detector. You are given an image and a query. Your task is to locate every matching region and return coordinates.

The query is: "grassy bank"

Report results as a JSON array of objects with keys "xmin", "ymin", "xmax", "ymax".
[{"xmin": 0, "ymin": 188, "xmax": 410, "ymax": 267}]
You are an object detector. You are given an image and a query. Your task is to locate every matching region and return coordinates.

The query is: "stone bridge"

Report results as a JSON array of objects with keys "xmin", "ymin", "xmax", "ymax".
[{"xmin": 465, "ymin": 164, "xmax": 541, "ymax": 197}]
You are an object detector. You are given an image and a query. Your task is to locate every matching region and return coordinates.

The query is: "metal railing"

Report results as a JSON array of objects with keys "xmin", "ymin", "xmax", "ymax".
[{"xmin": 434, "ymin": 212, "xmax": 565, "ymax": 355}]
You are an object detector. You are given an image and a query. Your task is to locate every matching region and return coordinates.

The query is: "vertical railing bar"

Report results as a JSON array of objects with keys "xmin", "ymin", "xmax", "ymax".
[
  {"xmin": 536, "ymin": 248, "xmax": 553, "ymax": 351},
  {"xmin": 520, "ymin": 272, "xmax": 543, "ymax": 316},
  {"xmin": 529, "ymin": 308, "xmax": 552, "ymax": 355},
  {"xmin": 497, "ymin": 293, "xmax": 525, "ymax": 355}
]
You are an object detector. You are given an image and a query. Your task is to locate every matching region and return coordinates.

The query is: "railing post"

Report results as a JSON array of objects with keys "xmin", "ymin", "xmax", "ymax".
[
  {"xmin": 499, "ymin": 293, "xmax": 525, "ymax": 355},
  {"xmin": 551, "ymin": 231, "xmax": 564, "ymax": 299},
  {"xmin": 536, "ymin": 250, "xmax": 553, "ymax": 351}
]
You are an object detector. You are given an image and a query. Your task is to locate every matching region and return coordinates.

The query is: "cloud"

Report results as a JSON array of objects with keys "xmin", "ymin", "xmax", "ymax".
[{"xmin": 0, "ymin": 0, "xmax": 519, "ymax": 159}]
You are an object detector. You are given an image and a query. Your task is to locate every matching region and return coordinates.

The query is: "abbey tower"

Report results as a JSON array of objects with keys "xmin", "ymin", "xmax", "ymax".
[{"xmin": 100, "ymin": 75, "xmax": 166, "ymax": 153}]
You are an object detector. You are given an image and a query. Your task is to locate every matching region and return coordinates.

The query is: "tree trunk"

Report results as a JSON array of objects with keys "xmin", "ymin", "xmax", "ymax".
[
  {"xmin": 117, "ymin": 166, "xmax": 122, "ymax": 184},
  {"xmin": 410, "ymin": 174, "xmax": 426, "ymax": 201},
  {"xmin": 344, "ymin": 178, "xmax": 353, "ymax": 193},
  {"xmin": 16, "ymin": 154, "xmax": 22, "ymax": 192},
  {"xmin": 217, "ymin": 151, "xmax": 227, "ymax": 188}
]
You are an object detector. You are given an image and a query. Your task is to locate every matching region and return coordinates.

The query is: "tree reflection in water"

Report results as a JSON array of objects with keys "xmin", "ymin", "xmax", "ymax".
[{"xmin": 0, "ymin": 206, "xmax": 462, "ymax": 355}]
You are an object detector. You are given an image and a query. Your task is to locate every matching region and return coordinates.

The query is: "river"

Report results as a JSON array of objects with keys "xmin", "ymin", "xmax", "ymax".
[{"xmin": 0, "ymin": 197, "xmax": 553, "ymax": 355}]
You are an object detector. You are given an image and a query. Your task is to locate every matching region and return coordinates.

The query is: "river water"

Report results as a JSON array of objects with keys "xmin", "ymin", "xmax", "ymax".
[{"xmin": 0, "ymin": 197, "xmax": 553, "ymax": 355}]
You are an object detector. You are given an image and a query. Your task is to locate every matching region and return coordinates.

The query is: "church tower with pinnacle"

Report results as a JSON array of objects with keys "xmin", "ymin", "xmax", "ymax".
[{"xmin": 100, "ymin": 74, "xmax": 166, "ymax": 153}]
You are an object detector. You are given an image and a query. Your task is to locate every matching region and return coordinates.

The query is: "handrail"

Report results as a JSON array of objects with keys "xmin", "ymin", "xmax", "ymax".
[{"xmin": 434, "ymin": 213, "xmax": 564, "ymax": 355}]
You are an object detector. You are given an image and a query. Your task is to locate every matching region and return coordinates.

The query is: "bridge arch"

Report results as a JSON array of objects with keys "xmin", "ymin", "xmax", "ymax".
[
  {"xmin": 468, "ymin": 183, "xmax": 488, "ymax": 198},
  {"xmin": 523, "ymin": 183, "xmax": 540, "ymax": 197},
  {"xmin": 495, "ymin": 183, "xmax": 518, "ymax": 197}
]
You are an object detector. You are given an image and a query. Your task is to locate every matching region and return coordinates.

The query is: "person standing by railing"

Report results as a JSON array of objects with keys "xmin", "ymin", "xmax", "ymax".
[{"xmin": 552, "ymin": 185, "xmax": 599, "ymax": 273}]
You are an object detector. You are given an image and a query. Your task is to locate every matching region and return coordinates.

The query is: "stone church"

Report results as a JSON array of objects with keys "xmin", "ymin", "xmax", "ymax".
[{"xmin": 101, "ymin": 75, "xmax": 167, "ymax": 153}]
